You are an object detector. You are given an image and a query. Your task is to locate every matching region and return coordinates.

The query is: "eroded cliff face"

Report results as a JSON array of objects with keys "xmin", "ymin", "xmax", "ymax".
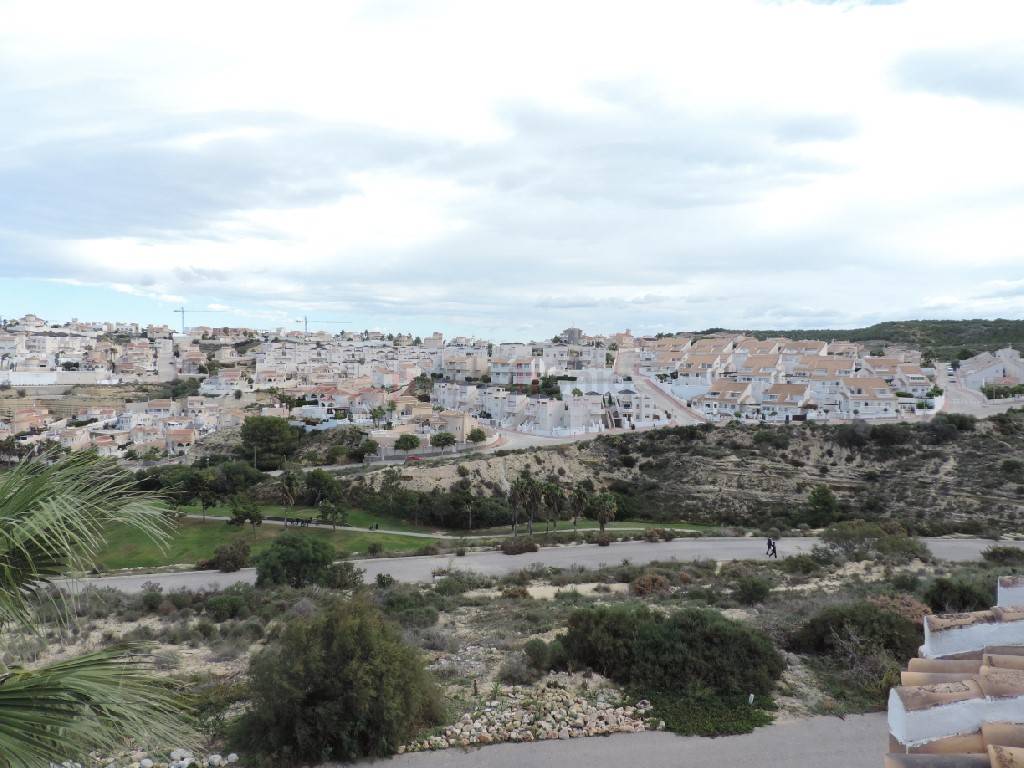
[{"xmin": 366, "ymin": 415, "xmax": 1024, "ymax": 530}]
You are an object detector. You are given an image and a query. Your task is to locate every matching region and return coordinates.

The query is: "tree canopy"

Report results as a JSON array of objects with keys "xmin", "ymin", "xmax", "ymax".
[{"xmin": 240, "ymin": 416, "xmax": 300, "ymax": 469}]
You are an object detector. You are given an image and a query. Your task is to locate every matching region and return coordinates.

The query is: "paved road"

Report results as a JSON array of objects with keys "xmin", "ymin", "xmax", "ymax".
[
  {"xmin": 62, "ymin": 536, "xmax": 1019, "ymax": 594},
  {"xmin": 615, "ymin": 347, "xmax": 704, "ymax": 425},
  {"xmin": 632, "ymin": 372, "xmax": 704, "ymax": 425},
  {"xmin": 349, "ymin": 713, "xmax": 885, "ymax": 768},
  {"xmin": 943, "ymin": 374, "xmax": 1023, "ymax": 417}
]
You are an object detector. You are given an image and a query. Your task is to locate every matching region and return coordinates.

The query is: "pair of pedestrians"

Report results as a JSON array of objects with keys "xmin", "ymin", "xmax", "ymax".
[{"xmin": 766, "ymin": 537, "xmax": 778, "ymax": 559}]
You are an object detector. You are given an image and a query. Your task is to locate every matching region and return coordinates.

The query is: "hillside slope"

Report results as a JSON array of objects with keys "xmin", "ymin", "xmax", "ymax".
[
  {"xmin": 699, "ymin": 318, "xmax": 1024, "ymax": 358},
  {"xmin": 378, "ymin": 411, "xmax": 1024, "ymax": 534}
]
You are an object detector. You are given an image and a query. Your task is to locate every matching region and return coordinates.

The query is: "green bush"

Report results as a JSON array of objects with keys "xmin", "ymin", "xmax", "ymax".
[
  {"xmin": 789, "ymin": 601, "xmax": 915, "ymax": 708},
  {"xmin": 734, "ymin": 575, "xmax": 772, "ymax": 605},
  {"xmin": 923, "ymin": 578, "xmax": 993, "ymax": 613},
  {"xmin": 206, "ymin": 593, "xmax": 249, "ymax": 623},
  {"xmin": 890, "ymin": 572, "xmax": 920, "ymax": 593},
  {"xmin": 232, "ymin": 599, "xmax": 444, "ymax": 762},
  {"xmin": 936, "ymin": 412, "xmax": 976, "ymax": 432},
  {"xmin": 254, "ymin": 533, "xmax": 336, "ymax": 587},
  {"xmin": 433, "ymin": 570, "xmax": 489, "ymax": 596},
  {"xmin": 523, "ymin": 638, "xmax": 550, "ymax": 671},
  {"xmin": 212, "ymin": 540, "xmax": 250, "ymax": 573},
  {"xmin": 141, "ymin": 584, "xmax": 163, "ymax": 612},
  {"xmin": 779, "ymin": 554, "xmax": 820, "ymax": 575},
  {"xmin": 322, "ymin": 561, "xmax": 365, "ymax": 590},
  {"xmin": 981, "ymin": 546, "xmax": 1024, "ymax": 566},
  {"xmin": 753, "ymin": 429, "xmax": 789, "ymax": 450},
  {"xmin": 547, "ymin": 638, "xmax": 568, "ymax": 670},
  {"xmin": 562, "ymin": 605, "xmax": 783, "ymax": 700},
  {"xmin": 380, "ymin": 586, "xmax": 440, "ymax": 628},
  {"xmin": 820, "ymin": 520, "xmax": 929, "ymax": 564},
  {"xmin": 789, "ymin": 602, "xmax": 919, "ymax": 661},
  {"xmin": 497, "ymin": 652, "xmax": 541, "ymax": 685}
]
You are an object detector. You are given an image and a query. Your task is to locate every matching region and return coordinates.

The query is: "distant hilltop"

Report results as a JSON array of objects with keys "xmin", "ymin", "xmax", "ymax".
[{"xmin": 685, "ymin": 319, "xmax": 1024, "ymax": 361}]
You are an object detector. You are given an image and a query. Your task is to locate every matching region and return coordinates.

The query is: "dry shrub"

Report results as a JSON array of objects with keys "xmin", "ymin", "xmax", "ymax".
[
  {"xmin": 631, "ymin": 571, "xmax": 672, "ymax": 597},
  {"xmin": 868, "ymin": 594, "xmax": 932, "ymax": 626}
]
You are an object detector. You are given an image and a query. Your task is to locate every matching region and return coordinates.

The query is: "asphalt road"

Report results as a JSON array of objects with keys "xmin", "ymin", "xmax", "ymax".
[
  {"xmin": 942, "ymin": 375, "xmax": 1023, "ymax": 417},
  {"xmin": 614, "ymin": 348, "xmax": 704, "ymax": 426},
  {"xmin": 62, "ymin": 536, "xmax": 1019, "ymax": 594},
  {"xmin": 349, "ymin": 713, "xmax": 886, "ymax": 768}
]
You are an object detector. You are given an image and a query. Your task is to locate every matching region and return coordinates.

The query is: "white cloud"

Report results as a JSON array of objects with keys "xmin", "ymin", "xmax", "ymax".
[{"xmin": 1, "ymin": 0, "xmax": 1023, "ymax": 334}]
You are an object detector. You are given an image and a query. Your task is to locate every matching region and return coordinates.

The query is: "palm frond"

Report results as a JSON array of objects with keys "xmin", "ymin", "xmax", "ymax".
[
  {"xmin": 0, "ymin": 452, "xmax": 174, "ymax": 632},
  {"xmin": 0, "ymin": 645, "xmax": 195, "ymax": 768}
]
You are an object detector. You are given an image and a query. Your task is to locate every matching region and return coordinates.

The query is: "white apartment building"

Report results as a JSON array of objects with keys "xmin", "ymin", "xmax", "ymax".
[
  {"xmin": 477, "ymin": 387, "xmax": 528, "ymax": 427},
  {"xmin": 490, "ymin": 357, "xmax": 545, "ymax": 387},
  {"xmin": 758, "ymin": 382, "xmax": 812, "ymax": 422},
  {"xmin": 691, "ymin": 379, "xmax": 753, "ymax": 421},
  {"xmin": 614, "ymin": 387, "xmax": 664, "ymax": 427},
  {"xmin": 838, "ymin": 377, "xmax": 898, "ymax": 418},
  {"xmin": 960, "ymin": 348, "xmax": 1024, "ymax": 391}
]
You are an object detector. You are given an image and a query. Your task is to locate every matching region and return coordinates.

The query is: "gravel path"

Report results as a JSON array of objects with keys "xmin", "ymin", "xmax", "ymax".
[
  {"xmin": 63, "ymin": 536, "xmax": 1017, "ymax": 593},
  {"xmin": 345, "ymin": 713, "xmax": 886, "ymax": 768}
]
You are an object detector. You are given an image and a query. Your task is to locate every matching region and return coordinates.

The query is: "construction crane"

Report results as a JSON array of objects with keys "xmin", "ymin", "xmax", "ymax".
[
  {"xmin": 295, "ymin": 316, "xmax": 351, "ymax": 338},
  {"xmin": 173, "ymin": 306, "xmax": 226, "ymax": 334}
]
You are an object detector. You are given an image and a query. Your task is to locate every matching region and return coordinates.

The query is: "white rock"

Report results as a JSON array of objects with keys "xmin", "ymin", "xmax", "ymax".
[
  {"xmin": 226, "ymin": 756, "xmax": 239, "ymax": 765},
  {"xmin": 141, "ymin": 760, "xmax": 154, "ymax": 768}
]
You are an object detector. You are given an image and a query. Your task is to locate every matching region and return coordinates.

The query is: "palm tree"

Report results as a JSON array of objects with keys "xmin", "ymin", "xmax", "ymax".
[
  {"xmin": 508, "ymin": 476, "xmax": 531, "ymax": 537},
  {"xmin": 570, "ymin": 485, "xmax": 591, "ymax": 534},
  {"xmin": 370, "ymin": 406, "xmax": 386, "ymax": 428},
  {"xmin": 542, "ymin": 482, "xmax": 565, "ymax": 533},
  {"xmin": 511, "ymin": 474, "xmax": 544, "ymax": 536},
  {"xmin": 0, "ymin": 452, "xmax": 194, "ymax": 766},
  {"xmin": 591, "ymin": 492, "xmax": 618, "ymax": 534}
]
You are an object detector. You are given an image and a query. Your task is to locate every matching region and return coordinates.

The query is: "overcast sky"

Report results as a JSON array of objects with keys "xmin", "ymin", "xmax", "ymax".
[{"xmin": 1, "ymin": 0, "xmax": 1023, "ymax": 338}]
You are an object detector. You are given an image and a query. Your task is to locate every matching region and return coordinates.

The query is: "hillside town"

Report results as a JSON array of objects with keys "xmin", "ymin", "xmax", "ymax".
[{"xmin": 2, "ymin": 312, "xmax": 1021, "ymax": 464}]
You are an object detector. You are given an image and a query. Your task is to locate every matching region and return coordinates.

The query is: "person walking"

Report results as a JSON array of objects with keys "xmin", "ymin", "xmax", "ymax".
[{"xmin": 766, "ymin": 536, "xmax": 778, "ymax": 558}]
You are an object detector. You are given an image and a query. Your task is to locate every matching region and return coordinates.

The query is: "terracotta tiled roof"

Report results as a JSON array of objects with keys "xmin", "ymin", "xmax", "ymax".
[{"xmin": 886, "ymin": 581, "xmax": 1024, "ymax": 765}]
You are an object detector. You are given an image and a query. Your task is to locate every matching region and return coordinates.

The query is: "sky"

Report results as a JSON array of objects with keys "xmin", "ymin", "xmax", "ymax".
[{"xmin": 1, "ymin": 0, "xmax": 1023, "ymax": 339}]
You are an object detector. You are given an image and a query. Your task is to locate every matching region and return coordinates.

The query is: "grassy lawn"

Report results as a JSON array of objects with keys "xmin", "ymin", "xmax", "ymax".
[
  {"xmin": 343, "ymin": 508, "xmax": 443, "ymax": 533},
  {"xmin": 174, "ymin": 502, "xmax": 718, "ymax": 538},
  {"xmin": 96, "ymin": 518, "xmax": 439, "ymax": 570},
  {"xmin": 468, "ymin": 518, "xmax": 718, "ymax": 537},
  {"xmin": 177, "ymin": 503, "xmax": 438, "ymax": 534},
  {"xmin": 178, "ymin": 503, "xmax": 315, "ymax": 520}
]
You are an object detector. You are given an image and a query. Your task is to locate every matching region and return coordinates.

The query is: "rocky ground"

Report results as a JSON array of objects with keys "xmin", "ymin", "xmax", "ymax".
[{"xmin": 401, "ymin": 680, "xmax": 656, "ymax": 753}]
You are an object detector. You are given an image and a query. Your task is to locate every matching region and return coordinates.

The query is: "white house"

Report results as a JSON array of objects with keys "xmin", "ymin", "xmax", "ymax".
[
  {"xmin": 691, "ymin": 379, "xmax": 752, "ymax": 421},
  {"xmin": 838, "ymin": 377, "xmax": 898, "ymax": 419},
  {"xmin": 960, "ymin": 348, "xmax": 1024, "ymax": 391},
  {"xmin": 758, "ymin": 382, "xmax": 812, "ymax": 422}
]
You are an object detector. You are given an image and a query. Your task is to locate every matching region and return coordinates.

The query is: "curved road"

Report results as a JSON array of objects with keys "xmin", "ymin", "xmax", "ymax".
[
  {"xmin": 63, "ymin": 536, "xmax": 1018, "ymax": 594},
  {"xmin": 348, "ymin": 712, "xmax": 885, "ymax": 768}
]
